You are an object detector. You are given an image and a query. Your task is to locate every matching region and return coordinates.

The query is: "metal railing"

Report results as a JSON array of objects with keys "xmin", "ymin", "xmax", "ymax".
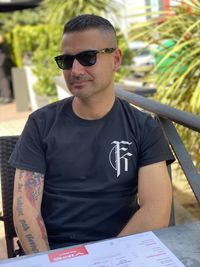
[{"xmin": 116, "ymin": 88, "xmax": 200, "ymax": 203}]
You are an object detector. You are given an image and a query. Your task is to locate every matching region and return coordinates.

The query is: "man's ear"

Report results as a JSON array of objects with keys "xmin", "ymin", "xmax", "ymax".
[{"xmin": 113, "ymin": 48, "xmax": 122, "ymax": 71}]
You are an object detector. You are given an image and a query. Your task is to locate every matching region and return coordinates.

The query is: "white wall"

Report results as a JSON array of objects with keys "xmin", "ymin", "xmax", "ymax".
[
  {"xmin": 106, "ymin": 0, "xmax": 147, "ymax": 39},
  {"xmin": 106, "ymin": 0, "xmax": 165, "ymax": 39}
]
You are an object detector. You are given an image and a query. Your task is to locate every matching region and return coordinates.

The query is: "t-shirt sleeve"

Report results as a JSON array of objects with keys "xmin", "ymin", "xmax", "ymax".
[
  {"xmin": 9, "ymin": 115, "xmax": 46, "ymax": 174},
  {"xmin": 138, "ymin": 115, "xmax": 175, "ymax": 167}
]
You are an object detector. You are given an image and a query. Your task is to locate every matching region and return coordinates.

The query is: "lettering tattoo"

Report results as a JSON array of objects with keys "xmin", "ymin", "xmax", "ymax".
[
  {"xmin": 15, "ymin": 170, "xmax": 47, "ymax": 253},
  {"xmin": 19, "ymin": 219, "xmax": 30, "ymax": 231},
  {"xmin": 17, "ymin": 182, "xmax": 23, "ymax": 193},
  {"xmin": 24, "ymin": 172, "xmax": 44, "ymax": 206},
  {"xmin": 18, "ymin": 170, "xmax": 25, "ymax": 181},
  {"xmin": 25, "ymin": 234, "xmax": 39, "ymax": 253},
  {"xmin": 16, "ymin": 196, "xmax": 24, "ymax": 216}
]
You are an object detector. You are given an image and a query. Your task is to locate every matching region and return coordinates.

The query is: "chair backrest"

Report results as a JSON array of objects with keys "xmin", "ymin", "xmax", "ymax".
[{"xmin": 0, "ymin": 135, "xmax": 19, "ymax": 258}]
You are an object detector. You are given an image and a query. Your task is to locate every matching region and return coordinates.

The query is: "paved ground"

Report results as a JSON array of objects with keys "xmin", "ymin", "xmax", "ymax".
[
  {"xmin": 0, "ymin": 101, "xmax": 199, "ymax": 260},
  {"xmin": 0, "ymin": 102, "xmax": 30, "ymax": 136}
]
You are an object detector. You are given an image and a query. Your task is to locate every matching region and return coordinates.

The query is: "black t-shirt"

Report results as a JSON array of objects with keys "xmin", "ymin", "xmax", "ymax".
[{"xmin": 9, "ymin": 97, "xmax": 174, "ymax": 249}]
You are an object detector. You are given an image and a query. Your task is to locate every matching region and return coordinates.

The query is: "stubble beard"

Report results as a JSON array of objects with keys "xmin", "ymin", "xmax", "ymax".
[{"xmin": 67, "ymin": 74, "xmax": 114, "ymax": 101}]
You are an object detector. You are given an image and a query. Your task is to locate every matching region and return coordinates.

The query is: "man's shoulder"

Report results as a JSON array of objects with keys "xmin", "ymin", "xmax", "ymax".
[
  {"xmin": 30, "ymin": 97, "xmax": 72, "ymax": 120},
  {"xmin": 116, "ymin": 97, "xmax": 159, "ymax": 134},
  {"xmin": 117, "ymin": 97, "xmax": 151, "ymax": 120}
]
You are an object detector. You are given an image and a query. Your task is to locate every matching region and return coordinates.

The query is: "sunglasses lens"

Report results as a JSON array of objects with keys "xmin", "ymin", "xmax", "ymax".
[
  {"xmin": 77, "ymin": 51, "xmax": 97, "ymax": 66},
  {"xmin": 55, "ymin": 55, "xmax": 74, "ymax": 70},
  {"xmin": 55, "ymin": 51, "xmax": 97, "ymax": 69}
]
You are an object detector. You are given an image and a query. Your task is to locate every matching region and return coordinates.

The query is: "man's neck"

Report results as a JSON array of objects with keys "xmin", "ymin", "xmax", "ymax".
[{"xmin": 72, "ymin": 93, "xmax": 115, "ymax": 120}]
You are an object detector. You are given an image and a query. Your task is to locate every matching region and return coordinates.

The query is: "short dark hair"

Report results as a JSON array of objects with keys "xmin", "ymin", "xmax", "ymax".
[{"xmin": 63, "ymin": 14, "xmax": 117, "ymax": 43}]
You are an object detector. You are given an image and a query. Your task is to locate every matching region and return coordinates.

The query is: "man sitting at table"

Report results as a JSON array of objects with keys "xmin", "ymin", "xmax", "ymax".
[{"xmin": 10, "ymin": 14, "xmax": 174, "ymax": 255}]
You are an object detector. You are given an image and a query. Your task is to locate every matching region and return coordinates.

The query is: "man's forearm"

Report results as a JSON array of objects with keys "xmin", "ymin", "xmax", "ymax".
[
  {"xmin": 13, "ymin": 169, "xmax": 49, "ymax": 254},
  {"xmin": 118, "ymin": 204, "xmax": 170, "ymax": 237},
  {"xmin": 14, "ymin": 202, "xmax": 50, "ymax": 254}
]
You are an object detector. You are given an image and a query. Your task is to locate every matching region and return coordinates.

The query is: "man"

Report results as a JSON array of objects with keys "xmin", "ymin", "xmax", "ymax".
[{"xmin": 10, "ymin": 14, "xmax": 174, "ymax": 255}]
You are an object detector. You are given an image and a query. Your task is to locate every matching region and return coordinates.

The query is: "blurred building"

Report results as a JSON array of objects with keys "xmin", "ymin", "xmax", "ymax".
[{"xmin": 117, "ymin": 0, "xmax": 185, "ymax": 38}]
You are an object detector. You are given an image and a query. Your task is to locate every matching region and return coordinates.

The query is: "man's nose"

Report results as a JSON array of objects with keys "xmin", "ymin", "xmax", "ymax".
[{"xmin": 71, "ymin": 58, "xmax": 85, "ymax": 75}]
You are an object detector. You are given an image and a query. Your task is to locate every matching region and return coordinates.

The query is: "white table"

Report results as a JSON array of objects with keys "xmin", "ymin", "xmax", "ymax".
[{"xmin": 0, "ymin": 221, "xmax": 200, "ymax": 266}]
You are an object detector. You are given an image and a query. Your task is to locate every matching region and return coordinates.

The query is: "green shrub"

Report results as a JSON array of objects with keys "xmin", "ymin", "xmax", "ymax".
[
  {"xmin": 32, "ymin": 25, "xmax": 62, "ymax": 96},
  {"xmin": 115, "ymin": 29, "xmax": 133, "ymax": 82},
  {"xmin": 7, "ymin": 24, "xmax": 62, "ymax": 96}
]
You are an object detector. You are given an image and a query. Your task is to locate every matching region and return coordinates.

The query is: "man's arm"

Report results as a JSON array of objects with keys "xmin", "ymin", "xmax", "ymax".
[
  {"xmin": 118, "ymin": 161, "xmax": 172, "ymax": 237},
  {"xmin": 13, "ymin": 168, "xmax": 50, "ymax": 254}
]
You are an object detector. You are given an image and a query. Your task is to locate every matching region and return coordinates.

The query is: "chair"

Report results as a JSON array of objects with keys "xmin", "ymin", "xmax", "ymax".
[{"xmin": 0, "ymin": 135, "xmax": 19, "ymax": 258}]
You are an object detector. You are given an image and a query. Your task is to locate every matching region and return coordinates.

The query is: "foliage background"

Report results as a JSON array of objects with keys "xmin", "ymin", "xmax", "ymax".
[
  {"xmin": 128, "ymin": 0, "xmax": 200, "ymax": 166},
  {"xmin": 0, "ymin": 0, "xmax": 199, "ymax": 166},
  {"xmin": 0, "ymin": 0, "xmax": 132, "ymax": 96}
]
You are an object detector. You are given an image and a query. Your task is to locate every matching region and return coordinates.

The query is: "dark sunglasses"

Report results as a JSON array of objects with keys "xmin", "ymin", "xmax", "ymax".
[{"xmin": 54, "ymin": 48, "xmax": 116, "ymax": 70}]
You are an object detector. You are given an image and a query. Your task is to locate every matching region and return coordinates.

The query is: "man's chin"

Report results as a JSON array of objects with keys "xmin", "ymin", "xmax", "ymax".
[
  {"xmin": 69, "ymin": 86, "xmax": 90, "ymax": 98},
  {"xmin": 71, "ymin": 89, "xmax": 91, "ymax": 100}
]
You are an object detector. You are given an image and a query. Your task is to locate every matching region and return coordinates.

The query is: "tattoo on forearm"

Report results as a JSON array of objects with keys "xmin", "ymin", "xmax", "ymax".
[
  {"xmin": 25, "ymin": 234, "xmax": 39, "ymax": 253},
  {"xmin": 36, "ymin": 216, "xmax": 49, "ymax": 247},
  {"xmin": 17, "ymin": 182, "xmax": 23, "ymax": 193},
  {"xmin": 16, "ymin": 196, "xmax": 24, "ymax": 216},
  {"xmin": 19, "ymin": 219, "xmax": 30, "ymax": 231},
  {"xmin": 24, "ymin": 172, "xmax": 44, "ymax": 205},
  {"xmin": 18, "ymin": 170, "xmax": 25, "ymax": 181}
]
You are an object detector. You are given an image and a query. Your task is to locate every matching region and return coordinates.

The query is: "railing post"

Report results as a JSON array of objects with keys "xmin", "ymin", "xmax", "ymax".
[{"xmin": 158, "ymin": 117, "xmax": 200, "ymax": 202}]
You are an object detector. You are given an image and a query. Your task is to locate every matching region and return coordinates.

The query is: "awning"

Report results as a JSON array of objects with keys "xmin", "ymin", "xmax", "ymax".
[{"xmin": 0, "ymin": 0, "xmax": 41, "ymax": 12}]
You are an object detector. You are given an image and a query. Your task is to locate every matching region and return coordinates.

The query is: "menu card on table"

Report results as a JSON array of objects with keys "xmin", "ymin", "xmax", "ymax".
[{"xmin": 0, "ymin": 231, "xmax": 185, "ymax": 267}]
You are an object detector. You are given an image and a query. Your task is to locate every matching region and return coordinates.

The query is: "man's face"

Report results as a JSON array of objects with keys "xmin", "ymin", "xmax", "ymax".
[{"xmin": 61, "ymin": 29, "xmax": 121, "ymax": 100}]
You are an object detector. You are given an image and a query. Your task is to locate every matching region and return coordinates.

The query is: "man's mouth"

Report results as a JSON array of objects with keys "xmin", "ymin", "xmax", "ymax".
[
  {"xmin": 70, "ymin": 76, "xmax": 92, "ymax": 83},
  {"xmin": 71, "ymin": 80, "xmax": 89, "ymax": 87}
]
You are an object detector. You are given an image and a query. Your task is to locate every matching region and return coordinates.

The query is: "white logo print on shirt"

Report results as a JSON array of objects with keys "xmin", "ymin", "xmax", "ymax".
[{"xmin": 109, "ymin": 141, "xmax": 132, "ymax": 177}]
